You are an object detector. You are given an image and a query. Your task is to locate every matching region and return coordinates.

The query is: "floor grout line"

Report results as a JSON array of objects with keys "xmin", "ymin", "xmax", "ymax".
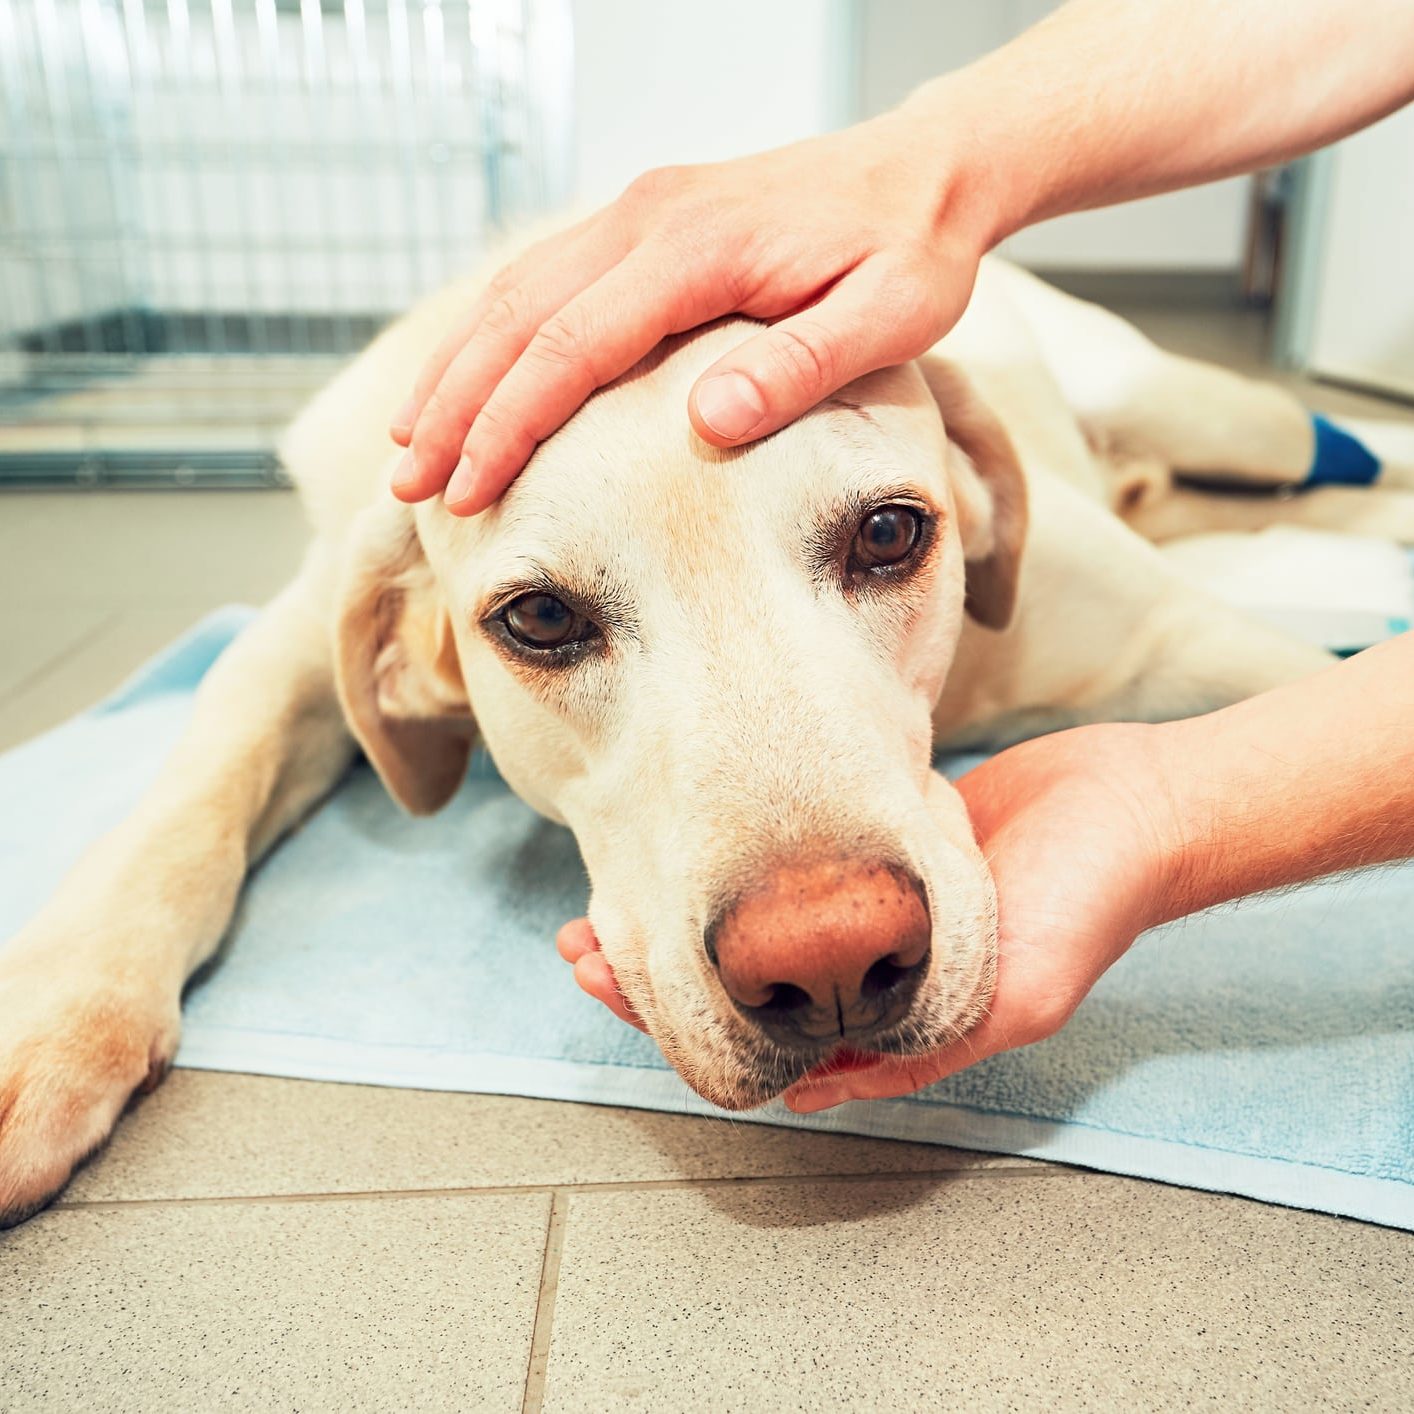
[
  {"xmin": 520, "ymin": 1191, "xmax": 569, "ymax": 1414},
  {"xmin": 0, "ymin": 610, "xmax": 122, "ymax": 710},
  {"xmin": 49, "ymin": 1163, "xmax": 1079, "ymax": 1216}
]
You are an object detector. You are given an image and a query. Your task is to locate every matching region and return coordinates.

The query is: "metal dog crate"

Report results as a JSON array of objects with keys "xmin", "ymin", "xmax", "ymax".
[{"xmin": 0, "ymin": 0, "xmax": 572, "ymax": 487}]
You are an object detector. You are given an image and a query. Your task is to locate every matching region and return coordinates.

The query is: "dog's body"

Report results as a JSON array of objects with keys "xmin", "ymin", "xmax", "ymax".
[{"xmin": 4, "ymin": 249, "xmax": 1413, "ymax": 1227}]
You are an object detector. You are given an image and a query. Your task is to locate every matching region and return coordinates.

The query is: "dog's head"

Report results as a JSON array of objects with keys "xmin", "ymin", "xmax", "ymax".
[{"xmin": 333, "ymin": 322, "xmax": 1026, "ymax": 1108}]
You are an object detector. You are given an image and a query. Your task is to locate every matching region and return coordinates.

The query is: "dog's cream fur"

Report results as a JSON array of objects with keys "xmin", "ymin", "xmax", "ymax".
[{"xmin": 3, "ymin": 252, "xmax": 1413, "ymax": 1227}]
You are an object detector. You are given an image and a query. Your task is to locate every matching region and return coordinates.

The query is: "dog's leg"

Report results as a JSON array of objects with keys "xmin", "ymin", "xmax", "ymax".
[
  {"xmin": 1088, "ymin": 593, "xmax": 1336, "ymax": 722},
  {"xmin": 1082, "ymin": 350, "xmax": 1325, "ymax": 492},
  {"xmin": 999, "ymin": 263, "xmax": 1414, "ymax": 501},
  {"xmin": 939, "ymin": 473, "xmax": 1336, "ymax": 751},
  {"xmin": 1066, "ymin": 334, "xmax": 1414, "ymax": 539},
  {"xmin": 0, "ymin": 554, "xmax": 353, "ymax": 1227},
  {"xmin": 1125, "ymin": 482, "xmax": 1414, "ymax": 544},
  {"xmin": 1096, "ymin": 357, "xmax": 1414, "ymax": 504},
  {"xmin": 954, "ymin": 593, "xmax": 1333, "ymax": 751}
]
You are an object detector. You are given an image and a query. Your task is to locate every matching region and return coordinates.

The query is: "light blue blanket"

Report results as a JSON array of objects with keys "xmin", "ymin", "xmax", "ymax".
[{"xmin": 1, "ymin": 609, "xmax": 1410, "ymax": 1229}]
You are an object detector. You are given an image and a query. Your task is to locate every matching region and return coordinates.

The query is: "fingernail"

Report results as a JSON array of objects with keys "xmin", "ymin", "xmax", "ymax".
[
  {"xmin": 445, "ymin": 456, "xmax": 476, "ymax": 507},
  {"xmin": 391, "ymin": 449, "xmax": 418, "ymax": 491},
  {"xmin": 695, "ymin": 372, "xmax": 767, "ymax": 441},
  {"xmin": 390, "ymin": 396, "xmax": 416, "ymax": 434}
]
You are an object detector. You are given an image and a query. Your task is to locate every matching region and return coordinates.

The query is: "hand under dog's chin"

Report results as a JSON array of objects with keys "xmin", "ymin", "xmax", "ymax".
[
  {"xmin": 616, "ymin": 909, "xmax": 997, "ymax": 1111},
  {"xmin": 659, "ymin": 992, "xmax": 990, "ymax": 1113}
]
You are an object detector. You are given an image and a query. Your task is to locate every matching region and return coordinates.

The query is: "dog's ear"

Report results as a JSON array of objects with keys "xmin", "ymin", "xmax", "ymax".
[
  {"xmin": 917, "ymin": 357, "xmax": 1028, "ymax": 631},
  {"xmin": 333, "ymin": 498, "xmax": 476, "ymax": 815}
]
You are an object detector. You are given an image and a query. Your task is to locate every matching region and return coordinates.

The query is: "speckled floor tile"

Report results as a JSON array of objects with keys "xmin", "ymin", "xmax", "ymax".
[
  {"xmin": 0, "ymin": 606, "xmax": 225, "ymax": 750},
  {"xmin": 59, "ymin": 1071, "xmax": 1043, "ymax": 1206},
  {"xmin": 0, "ymin": 488, "xmax": 306, "ymax": 611},
  {"xmin": 0, "ymin": 488, "xmax": 307, "ymax": 749},
  {"xmin": 540, "ymin": 1173, "xmax": 1412, "ymax": 1413},
  {"xmin": 1, "ymin": 1192, "xmax": 550, "ymax": 1413},
  {"xmin": 0, "ymin": 606, "xmax": 115, "ymax": 702}
]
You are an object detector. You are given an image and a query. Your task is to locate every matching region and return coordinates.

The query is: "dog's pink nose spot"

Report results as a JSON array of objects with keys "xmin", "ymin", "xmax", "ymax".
[{"xmin": 707, "ymin": 862, "xmax": 931, "ymax": 1048}]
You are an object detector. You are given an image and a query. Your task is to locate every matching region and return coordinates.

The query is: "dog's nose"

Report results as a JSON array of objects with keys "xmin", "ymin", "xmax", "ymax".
[{"xmin": 706, "ymin": 862, "xmax": 931, "ymax": 1048}]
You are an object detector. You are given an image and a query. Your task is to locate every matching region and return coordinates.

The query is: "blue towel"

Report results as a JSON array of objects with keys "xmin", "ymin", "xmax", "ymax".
[{"xmin": 1, "ymin": 609, "xmax": 1410, "ymax": 1229}]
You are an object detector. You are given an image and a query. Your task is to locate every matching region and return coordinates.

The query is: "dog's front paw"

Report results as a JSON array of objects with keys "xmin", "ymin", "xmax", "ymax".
[{"xmin": 0, "ymin": 942, "xmax": 179, "ymax": 1228}]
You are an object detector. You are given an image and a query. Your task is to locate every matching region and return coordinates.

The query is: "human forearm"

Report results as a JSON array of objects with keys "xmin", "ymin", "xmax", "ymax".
[
  {"xmin": 901, "ymin": 0, "xmax": 1414, "ymax": 247},
  {"xmin": 783, "ymin": 640, "xmax": 1414, "ymax": 1111},
  {"xmin": 1154, "ymin": 635, "xmax": 1414, "ymax": 923},
  {"xmin": 389, "ymin": 0, "xmax": 1414, "ymax": 518}
]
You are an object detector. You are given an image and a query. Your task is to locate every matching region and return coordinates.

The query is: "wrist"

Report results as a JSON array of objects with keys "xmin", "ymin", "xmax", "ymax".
[
  {"xmin": 1140, "ymin": 712, "xmax": 1237, "ymax": 929},
  {"xmin": 892, "ymin": 70, "xmax": 1044, "ymax": 252}
]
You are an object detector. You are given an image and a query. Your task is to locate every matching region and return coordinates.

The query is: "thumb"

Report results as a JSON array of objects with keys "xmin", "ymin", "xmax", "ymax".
[
  {"xmin": 782, "ymin": 1018, "xmax": 1005, "ymax": 1113},
  {"xmin": 687, "ymin": 259, "xmax": 944, "ymax": 448}
]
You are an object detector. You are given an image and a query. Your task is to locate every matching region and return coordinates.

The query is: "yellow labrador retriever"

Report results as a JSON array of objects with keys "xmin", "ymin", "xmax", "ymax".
[{"xmin": 3, "ymin": 255, "xmax": 1412, "ymax": 1227}]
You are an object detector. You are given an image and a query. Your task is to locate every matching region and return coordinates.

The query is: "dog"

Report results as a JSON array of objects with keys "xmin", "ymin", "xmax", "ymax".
[{"xmin": 3, "ymin": 251, "xmax": 1413, "ymax": 1229}]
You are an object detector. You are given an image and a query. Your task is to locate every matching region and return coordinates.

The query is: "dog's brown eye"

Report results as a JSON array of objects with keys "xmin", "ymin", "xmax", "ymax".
[
  {"xmin": 852, "ymin": 505, "xmax": 922, "ymax": 570},
  {"xmin": 503, "ymin": 593, "xmax": 591, "ymax": 650}
]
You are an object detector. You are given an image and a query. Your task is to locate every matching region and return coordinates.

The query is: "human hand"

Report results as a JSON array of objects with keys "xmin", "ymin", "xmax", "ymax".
[
  {"xmin": 556, "ymin": 917, "xmax": 646, "ymax": 1031},
  {"xmin": 783, "ymin": 722, "xmax": 1187, "ymax": 1111},
  {"xmin": 552, "ymin": 720, "xmax": 1192, "ymax": 1109},
  {"xmin": 390, "ymin": 111, "xmax": 991, "ymax": 514}
]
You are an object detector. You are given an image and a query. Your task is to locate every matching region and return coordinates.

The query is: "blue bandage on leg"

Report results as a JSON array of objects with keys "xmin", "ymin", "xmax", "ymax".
[{"xmin": 1305, "ymin": 413, "xmax": 1381, "ymax": 487}]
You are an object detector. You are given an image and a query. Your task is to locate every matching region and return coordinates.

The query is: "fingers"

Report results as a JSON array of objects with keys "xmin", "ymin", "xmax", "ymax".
[
  {"xmin": 781, "ymin": 926, "xmax": 1081, "ymax": 1112},
  {"xmin": 390, "ymin": 219, "xmax": 625, "ymax": 502},
  {"xmin": 556, "ymin": 919, "xmax": 648, "ymax": 1032},
  {"xmin": 389, "ymin": 305, "xmax": 489, "ymax": 451},
  {"xmin": 782, "ymin": 949, "xmax": 1089, "ymax": 1110},
  {"xmin": 390, "ymin": 218, "xmax": 601, "ymax": 452},
  {"xmin": 442, "ymin": 240, "xmax": 739, "ymax": 513},
  {"xmin": 555, "ymin": 917, "xmax": 599, "ymax": 964},
  {"xmin": 686, "ymin": 255, "xmax": 948, "ymax": 451},
  {"xmin": 572, "ymin": 952, "xmax": 648, "ymax": 1032},
  {"xmin": 782, "ymin": 1024, "xmax": 1001, "ymax": 1113}
]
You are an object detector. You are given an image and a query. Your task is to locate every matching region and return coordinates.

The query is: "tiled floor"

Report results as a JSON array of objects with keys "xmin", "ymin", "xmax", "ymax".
[{"xmin": 2, "ymin": 309, "xmax": 1411, "ymax": 1412}]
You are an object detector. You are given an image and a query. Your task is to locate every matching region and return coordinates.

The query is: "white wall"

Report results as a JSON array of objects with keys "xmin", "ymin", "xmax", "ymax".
[
  {"xmin": 1303, "ymin": 106, "xmax": 1414, "ymax": 399},
  {"xmin": 856, "ymin": 0, "xmax": 1250, "ymax": 271},
  {"xmin": 1004, "ymin": 183, "xmax": 1250, "ymax": 271},
  {"xmin": 569, "ymin": 0, "xmax": 844, "ymax": 204}
]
